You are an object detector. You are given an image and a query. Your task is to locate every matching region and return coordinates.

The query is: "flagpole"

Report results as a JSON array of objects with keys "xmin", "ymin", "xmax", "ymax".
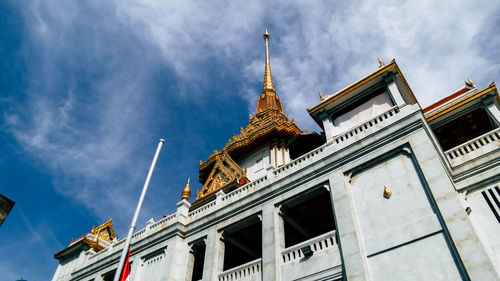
[{"xmin": 113, "ymin": 139, "xmax": 165, "ymax": 281}]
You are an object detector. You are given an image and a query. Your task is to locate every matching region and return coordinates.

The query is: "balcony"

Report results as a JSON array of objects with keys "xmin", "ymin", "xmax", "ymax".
[
  {"xmin": 281, "ymin": 231, "xmax": 342, "ymax": 280},
  {"xmin": 445, "ymin": 127, "xmax": 500, "ymax": 168},
  {"xmin": 218, "ymin": 258, "xmax": 262, "ymax": 281}
]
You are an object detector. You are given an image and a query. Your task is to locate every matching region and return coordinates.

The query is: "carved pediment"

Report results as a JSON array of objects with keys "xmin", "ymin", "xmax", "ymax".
[
  {"xmin": 91, "ymin": 219, "xmax": 115, "ymax": 243},
  {"xmin": 197, "ymin": 151, "xmax": 248, "ymax": 200}
]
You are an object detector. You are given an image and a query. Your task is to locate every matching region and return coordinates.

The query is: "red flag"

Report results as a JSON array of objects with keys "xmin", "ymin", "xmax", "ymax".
[{"xmin": 119, "ymin": 250, "xmax": 130, "ymax": 281}]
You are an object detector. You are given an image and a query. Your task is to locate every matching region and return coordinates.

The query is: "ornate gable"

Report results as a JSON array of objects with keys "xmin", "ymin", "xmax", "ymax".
[
  {"xmin": 197, "ymin": 151, "xmax": 249, "ymax": 201},
  {"xmin": 91, "ymin": 219, "xmax": 115, "ymax": 243}
]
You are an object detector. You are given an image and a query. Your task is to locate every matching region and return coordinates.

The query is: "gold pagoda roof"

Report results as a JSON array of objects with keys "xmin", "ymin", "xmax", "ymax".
[
  {"xmin": 54, "ymin": 219, "xmax": 116, "ymax": 260},
  {"xmin": 193, "ymin": 29, "xmax": 302, "ymax": 207}
]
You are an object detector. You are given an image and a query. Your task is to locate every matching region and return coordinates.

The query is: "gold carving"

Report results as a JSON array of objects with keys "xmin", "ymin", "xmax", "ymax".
[
  {"xmin": 181, "ymin": 178, "xmax": 191, "ymax": 201},
  {"xmin": 90, "ymin": 219, "xmax": 115, "ymax": 243},
  {"xmin": 378, "ymin": 58, "xmax": 385, "ymax": 68},
  {"xmin": 196, "ymin": 151, "xmax": 249, "ymax": 201},
  {"xmin": 383, "ymin": 185, "xmax": 392, "ymax": 199},
  {"xmin": 465, "ymin": 78, "xmax": 475, "ymax": 88},
  {"xmin": 195, "ymin": 30, "xmax": 302, "ymax": 207}
]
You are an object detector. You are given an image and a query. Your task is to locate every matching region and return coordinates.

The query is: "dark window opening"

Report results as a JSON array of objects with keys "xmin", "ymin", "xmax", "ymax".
[
  {"xmin": 222, "ymin": 215, "xmax": 262, "ymax": 270},
  {"xmin": 433, "ymin": 107, "xmax": 497, "ymax": 151},
  {"xmin": 281, "ymin": 188, "xmax": 336, "ymax": 248},
  {"xmin": 190, "ymin": 240, "xmax": 206, "ymax": 281},
  {"xmin": 289, "ymin": 132, "xmax": 326, "ymax": 160},
  {"xmin": 102, "ymin": 270, "xmax": 116, "ymax": 281}
]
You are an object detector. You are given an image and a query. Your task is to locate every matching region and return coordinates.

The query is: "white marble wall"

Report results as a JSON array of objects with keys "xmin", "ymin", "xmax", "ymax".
[{"xmin": 52, "ymin": 101, "xmax": 500, "ymax": 281}]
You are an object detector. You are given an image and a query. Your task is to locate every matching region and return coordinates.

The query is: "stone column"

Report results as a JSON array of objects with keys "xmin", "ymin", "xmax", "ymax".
[
  {"xmin": 161, "ymin": 200, "xmax": 192, "ymax": 281},
  {"xmin": 328, "ymin": 171, "xmax": 370, "ymax": 281},
  {"xmin": 176, "ymin": 200, "xmax": 191, "ymax": 224},
  {"xmin": 384, "ymin": 74, "xmax": 406, "ymax": 107},
  {"xmin": 261, "ymin": 203, "xmax": 284, "ymax": 281},
  {"xmin": 202, "ymin": 228, "xmax": 225, "ymax": 281},
  {"xmin": 129, "ymin": 254, "xmax": 141, "ymax": 281},
  {"xmin": 319, "ymin": 112, "xmax": 336, "ymax": 142},
  {"xmin": 483, "ymin": 95, "xmax": 500, "ymax": 123},
  {"xmin": 163, "ymin": 235, "xmax": 190, "ymax": 281},
  {"xmin": 184, "ymin": 244, "xmax": 196, "ymax": 281}
]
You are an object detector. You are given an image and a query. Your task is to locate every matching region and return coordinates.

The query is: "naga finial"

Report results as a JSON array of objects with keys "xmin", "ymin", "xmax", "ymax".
[{"xmin": 378, "ymin": 58, "xmax": 385, "ymax": 68}]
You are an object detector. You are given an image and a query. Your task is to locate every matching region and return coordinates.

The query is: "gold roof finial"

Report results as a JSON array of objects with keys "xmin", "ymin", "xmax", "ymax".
[
  {"xmin": 255, "ymin": 28, "xmax": 285, "ymax": 116},
  {"xmin": 465, "ymin": 78, "xmax": 475, "ymax": 88},
  {"xmin": 378, "ymin": 58, "xmax": 385, "ymax": 68},
  {"xmin": 181, "ymin": 178, "xmax": 191, "ymax": 201},
  {"xmin": 263, "ymin": 28, "xmax": 275, "ymax": 92},
  {"xmin": 318, "ymin": 92, "xmax": 325, "ymax": 101}
]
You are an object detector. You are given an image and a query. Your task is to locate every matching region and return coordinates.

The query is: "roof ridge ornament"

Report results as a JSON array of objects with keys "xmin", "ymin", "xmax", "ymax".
[
  {"xmin": 465, "ymin": 78, "xmax": 475, "ymax": 88},
  {"xmin": 181, "ymin": 178, "xmax": 191, "ymax": 201},
  {"xmin": 378, "ymin": 58, "xmax": 385, "ymax": 68}
]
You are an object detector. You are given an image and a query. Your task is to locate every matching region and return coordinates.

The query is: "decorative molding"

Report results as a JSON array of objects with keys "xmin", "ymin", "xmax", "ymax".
[{"xmin": 383, "ymin": 185, "xmax": 392, "ymax": 199}]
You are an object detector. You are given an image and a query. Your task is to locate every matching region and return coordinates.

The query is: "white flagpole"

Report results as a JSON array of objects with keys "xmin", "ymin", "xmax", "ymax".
[{"xmin": 113, "ymin": 139, "xmax": 165, "ymax": 281}]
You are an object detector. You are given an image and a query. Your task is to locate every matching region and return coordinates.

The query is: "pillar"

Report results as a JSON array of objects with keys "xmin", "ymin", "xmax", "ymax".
[
  {"xmin": 328, "ymin": 171, "xmax": 370, "ymax": 281},
  {"xmin": 202, "ymin": 228, "xmax": 224, "ymax": 281},
  {"xmin": 384, "ymin": 74, "xmax": 406, "ymax": 107},
  {"xmin": 262, "ymin": 203, "xmax": 284, "ymax": 281}
]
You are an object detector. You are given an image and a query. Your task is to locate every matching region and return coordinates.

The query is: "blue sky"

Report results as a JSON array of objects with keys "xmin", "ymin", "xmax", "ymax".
[{"xmin": 0, "ymin": 0, "xmax": 499, "ymax": 280}]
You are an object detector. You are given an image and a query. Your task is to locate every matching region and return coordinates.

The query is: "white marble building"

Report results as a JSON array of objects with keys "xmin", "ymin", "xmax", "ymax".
[{"xmin": 51, "ymin": 30, "xmax": 500, "ymax": 281}]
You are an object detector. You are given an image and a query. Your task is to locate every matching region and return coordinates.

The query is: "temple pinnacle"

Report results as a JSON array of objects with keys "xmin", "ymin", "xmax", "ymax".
[
  {"xmin": 181, "ymin": 178, "xmax": 191, "ymax": 201},
  {"xmin": 255, "ymin": 28, "xmax": 285, "ymax": 116},
  {"xmin": 263, "ymin": 28, "xmax": 275, "ymax": 91}
]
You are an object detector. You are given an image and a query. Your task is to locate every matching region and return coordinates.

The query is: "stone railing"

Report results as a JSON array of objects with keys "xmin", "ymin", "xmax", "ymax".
[
  {"xmin": 188, "ymin": 201, "xmax": 217, "ymax": 218},
  {"xmin": 188, "ymin": 175, "xmax": 268, "ymax": 219},
  {"xmin": 218, "ymin": 258, "xmax": 262, "ymax": 281},
  {"xmin": 332, "ymin": 106, "xmax": 400, "ymax": 146},
  {"xmin": 281, "ymin": 230, "xmax": 337, "ymax": 264},
  {"xmin": 273, "ymin": 145, "xmax": 326, "ymax": 176},
  {"xmin": 131, "ymin": 228, "xmax": 147, "ymax": 239},
  {"xmin": 88, "ymin": 214, "xmax": 177, "ymax": 261},
  {"xmin": 149, "ymin": 213, "xmax": 177, "ymax": 231},
  {"xmin": 88, "ymin": 246, "xmax": 109, "ymax": 260},
  {"xmin": 445, "ymin": 128, "xmax": 500, "ymax": 166},
  {"xmin": 220, "ymin": 176, "xmax": 267, "ymax": 203}
]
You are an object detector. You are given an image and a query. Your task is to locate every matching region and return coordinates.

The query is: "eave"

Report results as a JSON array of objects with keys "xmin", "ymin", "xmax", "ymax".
[
  {"xmin": 424, "ymin": 83, "xmax": 499, "ymax": 122},
  {"xmin": 307, "ymin": 60, "xmax": 417, "ymax": 115}
]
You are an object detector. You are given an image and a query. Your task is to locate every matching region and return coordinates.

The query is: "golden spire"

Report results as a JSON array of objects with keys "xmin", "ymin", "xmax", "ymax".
[
  {"xmin": 263, "ymin": 28, "xmax": 274, "ymax": 91},
  {"xmin": 181, "ymin": 178, "xmax": 191, "ymax": 201},
  {"xmin": 255, "ymin": 28, "xmax": 284, "ymax": 116}
]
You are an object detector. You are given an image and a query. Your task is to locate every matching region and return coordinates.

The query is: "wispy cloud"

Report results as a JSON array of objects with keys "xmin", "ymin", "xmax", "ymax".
[{"xmin": 4, "ymin": 0, "xmax": 499, "ymax": 239}]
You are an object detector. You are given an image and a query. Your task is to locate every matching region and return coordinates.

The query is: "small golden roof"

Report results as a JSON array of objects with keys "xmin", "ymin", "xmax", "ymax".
[{"xmin": 181, "ymin": 178, "xmax": 191, "ymax": 201}]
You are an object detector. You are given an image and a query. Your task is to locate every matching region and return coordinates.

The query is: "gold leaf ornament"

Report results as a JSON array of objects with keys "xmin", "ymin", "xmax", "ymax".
[{"xmin": 383, "ymin": 185, "xmax": 392, "ymax": 199}]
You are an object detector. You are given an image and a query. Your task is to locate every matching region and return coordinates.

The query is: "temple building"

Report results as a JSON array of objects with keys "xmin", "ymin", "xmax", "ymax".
[{"xmin": 51, "ymin": 30, "xmax": 500, "ymax": 281}]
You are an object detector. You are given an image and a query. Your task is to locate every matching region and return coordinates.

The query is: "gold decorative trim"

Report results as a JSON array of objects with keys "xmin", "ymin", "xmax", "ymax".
[
  {"xmin": 383, "ymin": 186, "xmax": 392, "ymax": 199},
  {"xmin": 307, "ymin": 60, "xmax": 418, "ymax": 115},
  {"xmin": 181, "ymin": 178, "xmax": 191, "ymax": 201},
  {"xmin": 425, "ymin": 83, "xmax": 499, "ymax": 122},
  {"xmin": 196, "ymin": 151, "xmax": 249, "ymax": 201}
]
